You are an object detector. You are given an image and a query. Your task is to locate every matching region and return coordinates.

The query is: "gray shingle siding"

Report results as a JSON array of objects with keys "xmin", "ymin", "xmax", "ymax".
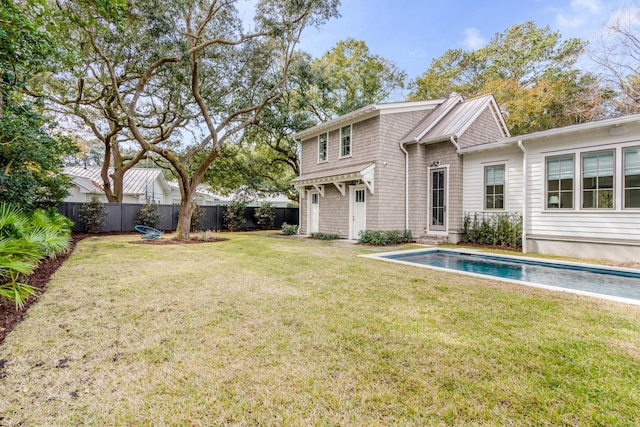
[{"xmin": 458, "ymin": 107, "xmax": 505, "ymax": 148}]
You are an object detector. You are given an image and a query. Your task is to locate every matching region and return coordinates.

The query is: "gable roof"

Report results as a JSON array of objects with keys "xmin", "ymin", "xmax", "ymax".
[
  {"xmin": 401, "ymin": 94, "xmax": 510, "ymax": 145},
  {"xmin": 293, "ymin": 99, "xmax": 445, "ymax": 141},
  {"xmin": 64, "ymin": 166, "xmax": 170, "ymax": 195}
]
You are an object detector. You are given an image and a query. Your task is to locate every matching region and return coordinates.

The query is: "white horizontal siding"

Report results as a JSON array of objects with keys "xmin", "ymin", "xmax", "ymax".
[
  {"xmin": 463, "ymin": 147, "xmax": 523, "ymax": 213},
  {"xmin": 525, "ymin": 126, "xmax": 640, "ymax": 242}
]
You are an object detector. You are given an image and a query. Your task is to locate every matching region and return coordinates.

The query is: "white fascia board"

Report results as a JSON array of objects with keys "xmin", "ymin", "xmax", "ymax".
[{"xmin": 293, "ymin": 100, "xmax": 444, "ymax": 141}]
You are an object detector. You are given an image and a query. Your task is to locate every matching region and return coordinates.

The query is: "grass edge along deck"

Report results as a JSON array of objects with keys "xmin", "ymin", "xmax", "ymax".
[{"xmin": 361, "ymin": 248, "xmax": 640, "ymax": 306}]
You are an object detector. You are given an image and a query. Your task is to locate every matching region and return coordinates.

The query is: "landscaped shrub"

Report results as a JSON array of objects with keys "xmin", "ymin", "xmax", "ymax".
[
  {"xmin": 281, "ymin": 223, "xmax": 298, "ymax": 235},
  {"xmin": 358, "ymin": 229, "xmax": 413, "ymax": 246},
  {"xmin": 254, "ymin": 202, "xmax": 276, "ymax": 229},
  {"xmin": 310, "ymin": 232, "xmax": 340, "ymax": 240},
  {"xmin": 79, "ymin": 196, "xmax": 107, "ymax": 233},
  {"xmin": 136, "ymin": 200, "xmax": 162, "ymax": 229},
  {"xmin": 461, "ymin": 212, "xmax": 522, "ymax": 249},
  {"xmin": 223, "ymin": 201, "xmax": 247, "ymax": 231},
  {"xmin": 190, "ymin": 205, "xmax": 206, "ymax": 232},
  {"xmin": 0, "ymin": 203, "xmax": 72, "ymax": 308}
]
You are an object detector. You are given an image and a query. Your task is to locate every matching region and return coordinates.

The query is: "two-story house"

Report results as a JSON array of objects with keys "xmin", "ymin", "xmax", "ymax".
[{"xmin": 291, "ymin": 94, "xmax": 509, "ymax": 242}]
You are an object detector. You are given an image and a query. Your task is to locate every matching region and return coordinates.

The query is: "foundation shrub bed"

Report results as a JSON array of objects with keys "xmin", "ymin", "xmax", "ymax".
[
  {"xmin": 358, "ymin": 229, "xmax": 412, "ymax": 246},
  {"xmin": 462, "ymin": 212, "xmax": 522, "ymax": 248},
  {"xmin": 281, "ymin": 223, "xmax": 298, "ymax": 235}
]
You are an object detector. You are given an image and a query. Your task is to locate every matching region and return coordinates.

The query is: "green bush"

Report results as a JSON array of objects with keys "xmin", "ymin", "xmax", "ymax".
[
  {"xmin": 0, "ymin": 203, "xmax": 72, "ymax": 308},
  {"xmin": 310, "ymin": 232, "xmax": 340, "ymax": 240},
  {"xmin": 137, "ymin": 200, "xmax": 162, "ymax": 229},
  {"xmin": 281, "ymin": 223, "xmax": 298, "ymax": 235},
  {"xmin": 79, "ymin": 196, "xmax": 107, "ymax": 233},
  {"xmin": 223, "ymin": 201, "xmax": 246, "ymax": 231},
  {"xmin": 254, "ymin": 202, "xmax": 276, "ymax": 230},
  {"xmin": 461, "ymin": 212, "xmax": 522, "ymax": 249},
  {"xmin": 358, "ymin": 229, "xmax": 413, "ymax": 246}
]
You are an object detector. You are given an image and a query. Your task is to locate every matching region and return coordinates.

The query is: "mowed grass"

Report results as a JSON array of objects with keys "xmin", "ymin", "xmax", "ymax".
[{"xmin": 1, "ymin": 233, "xmax": 639, "ymax": 426}]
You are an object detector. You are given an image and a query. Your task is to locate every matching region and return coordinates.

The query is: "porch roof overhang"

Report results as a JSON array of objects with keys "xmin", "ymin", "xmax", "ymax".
[{"xmin": 291, "ymin": 163, "xmax": 375, "ymax": 195}]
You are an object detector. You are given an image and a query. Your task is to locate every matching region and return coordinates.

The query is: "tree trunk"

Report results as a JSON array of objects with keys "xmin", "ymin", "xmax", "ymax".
[{"xmin": 175, "ymin": 183, "xmax": 197, "ymax": 239}]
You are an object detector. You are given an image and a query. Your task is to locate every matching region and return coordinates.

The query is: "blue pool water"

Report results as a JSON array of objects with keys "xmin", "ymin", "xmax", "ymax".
[{"xmin": 383, "ymin": 250, "xmax": 640, "ymax": 302}]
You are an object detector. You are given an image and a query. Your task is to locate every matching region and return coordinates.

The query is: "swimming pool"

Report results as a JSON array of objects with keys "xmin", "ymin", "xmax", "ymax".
[{"xmin": 364, "ymin": 249, "xmax": 640, "ymax": 305}]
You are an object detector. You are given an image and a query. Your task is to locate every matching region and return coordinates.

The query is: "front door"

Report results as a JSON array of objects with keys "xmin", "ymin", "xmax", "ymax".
[
  {"xmin": 430, "ymin": 168, "xmax": 447, "ymax": 231},
  {"xmin": 308, "ymin": 191, "xmax": 319, "ymax": 234},
  {"xmin": 350, "ymin": 185, "xmax": 366, "ymax": 239}
]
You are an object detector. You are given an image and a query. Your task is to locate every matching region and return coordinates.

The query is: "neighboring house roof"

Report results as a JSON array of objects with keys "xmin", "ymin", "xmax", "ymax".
[
  {"xmin": 293, "ymin": 99, "xmax": 445, "ymax": 141},
  {"xmin": 71, "ymin": 176, "xmax": 103, "ymax": 193},
  {"xmin": 401, "ymin": 94, "xmax": 510, "ymax": 146},
  {"xmin": 64, "ymin": 166, "xmax": 170, "ymax": 195},
  {"xmin": 458, "ymin": 112, "xmax": 640, "ymax": 154}
]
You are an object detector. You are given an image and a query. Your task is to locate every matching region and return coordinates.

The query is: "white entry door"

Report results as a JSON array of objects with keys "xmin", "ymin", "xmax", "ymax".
[
  {"xmin": 308, "ymin": 191, "xmax": 319, "ymax": 234},
  {"xmin": 350, "ymin": 185, "xmax": 366, "ymax": 239}
]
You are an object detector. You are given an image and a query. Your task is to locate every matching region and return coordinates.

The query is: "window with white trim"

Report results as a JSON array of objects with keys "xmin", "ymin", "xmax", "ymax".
[
  {"xmin": 624, "ymin": 146, "xmax": 640, "ymax": 208},
  {"xmin": 484, "ymin": 165, "xmax": 504, "ymax": 209},
  {"xmin": 318, "ymin": 133, "xmax": 328, "ymax": 162},
  {"xmin": 582, "ymin": 150, "xmax": 614, "ymax": 209},
  {"xmin": 340, "ymin": 125, "xmax": 351, "ymax": 158},
  {"xmin": 546, "ymin": 155, "xmax": 574, "ymax": 209}
]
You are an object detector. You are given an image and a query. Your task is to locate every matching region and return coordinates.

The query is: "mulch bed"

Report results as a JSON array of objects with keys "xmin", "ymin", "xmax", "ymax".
[{"xmin": 0, "ymin": 233, "xmax": 228, "ymax": 345}]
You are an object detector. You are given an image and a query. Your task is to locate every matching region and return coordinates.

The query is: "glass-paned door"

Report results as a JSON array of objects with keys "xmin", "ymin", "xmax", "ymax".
[{"xmin": 431, "ymin": 168, "xmax": 446, "ymax": 231}]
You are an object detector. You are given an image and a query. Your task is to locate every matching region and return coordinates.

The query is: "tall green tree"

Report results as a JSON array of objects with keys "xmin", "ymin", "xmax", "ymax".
[
  {"xmin": 0, "ymin": 0, "xmax": 77, "ymax": 209},
  {"xmin": 204, "ymin": 39, "xmax": 407, "ymax": 200},
  {"xmin": 411, "ymin": 22, "xmax": 609, "ymax": 135},
  {"xmin": 52, "ymin": 0, "xmax": 339, "ymax": 238}
]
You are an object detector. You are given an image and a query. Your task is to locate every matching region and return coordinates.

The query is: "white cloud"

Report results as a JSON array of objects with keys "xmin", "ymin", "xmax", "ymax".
[
  {"xmin": 462, "ymin": 28, "xmax": 486, "ymax": 50},
  {"xmin": 556, "ymin": 0, "xmax": 602, "ymax": 30}
]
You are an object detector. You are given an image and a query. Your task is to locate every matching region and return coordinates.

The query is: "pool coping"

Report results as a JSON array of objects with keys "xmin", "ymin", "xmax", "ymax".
[{"xmin": 361, "ymin": 247, "xmax": 640, "ymax": 306}]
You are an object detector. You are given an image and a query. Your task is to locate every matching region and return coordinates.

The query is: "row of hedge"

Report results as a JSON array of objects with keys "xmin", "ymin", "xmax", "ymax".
[{"xmin": 461, "ymin": 212, "xmax": 522, "ymax": 248}]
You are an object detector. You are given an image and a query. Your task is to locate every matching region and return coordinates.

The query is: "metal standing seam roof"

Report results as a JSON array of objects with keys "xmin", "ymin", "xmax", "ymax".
[
  {"xmin": 290, "ymin": 163, "xmax": 375, "ymax": 184},
  {"xmin": 400, "ymin": 95, "xmax": 464, "ymax": 143},
  {"xmin": 63, "ymin": 167, "xmax": 169, "ymax": 195}
]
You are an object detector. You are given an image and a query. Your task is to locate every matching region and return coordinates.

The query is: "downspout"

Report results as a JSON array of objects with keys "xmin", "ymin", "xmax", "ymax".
[
  {"xmin": 399, "ymin": 141, "xmax": 410, "ymax": 230},
  {"xmin": 449, "ymin": 135, "xmax": 461, "ymax": 152},
  {"xmin": 517, "ymin": 140, "xmax": 527, "ymax": 253}
]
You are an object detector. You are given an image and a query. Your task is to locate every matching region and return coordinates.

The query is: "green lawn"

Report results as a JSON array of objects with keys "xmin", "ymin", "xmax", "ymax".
[{"xmin": 1, "ymin": 233, "xmax": 639, "ymax": 426}]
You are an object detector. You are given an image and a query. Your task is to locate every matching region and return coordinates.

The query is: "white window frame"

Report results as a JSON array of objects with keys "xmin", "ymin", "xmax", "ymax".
[
  {"xmin": 581, "ymin": 149, "xmax": 615, "ymax": 210},
  {"xmin": 623, "ymin": 146, "xmax": 640, "ymax": 209},
  {"xmin": 318, "ymin": 133, "xmax": 328, "ymax": 163},
  {"xmin": 545, "ymin": 154, "xmax": 575, "ymax": 210},
  {"xmin": 340, "ymin": 124, "xmax": 352, "ymax": 159},
  {"xmin": 484, "ymin": 164, "xmax": 505, "ymax": 210}
]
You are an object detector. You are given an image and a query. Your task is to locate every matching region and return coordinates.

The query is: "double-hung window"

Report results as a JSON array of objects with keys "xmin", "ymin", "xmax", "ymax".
[
  {"xmin": 484, "ymin": 165, "xmax": 504, "ymax": 209},
  {"xmin": 624, "ymin": 147, "xmax": 640, "ymax": 208},
  {"xmin": 546, "ymin": 155, "xmax": 574, "ymax": 209},
  {"xmin": 582, "ymin": 150, "xmax": 614, "ymax": 209},
  {"xmin": 340, "ymin": 125, "xmax": 351, "ymax": 158},
  {"xmin": 318, "ymin": 133, "xmax": 328, "ymax": 162}
]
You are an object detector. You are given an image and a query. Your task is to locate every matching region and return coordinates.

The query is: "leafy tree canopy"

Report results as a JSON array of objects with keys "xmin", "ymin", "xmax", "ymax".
[{"xmin": 410, "ymin": 21, "xmax": 610, "ymax": 135}]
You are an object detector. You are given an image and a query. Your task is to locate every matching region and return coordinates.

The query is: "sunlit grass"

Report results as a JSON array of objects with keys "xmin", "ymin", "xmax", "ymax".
[{"xmin": 0, "ymin": 232, "xmax": 639, "ymax": 425}]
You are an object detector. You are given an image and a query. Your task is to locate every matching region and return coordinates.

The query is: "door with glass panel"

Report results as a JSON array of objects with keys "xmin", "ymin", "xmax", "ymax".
[
  {"xmin": 308, "ymin": 191, "xmax": 319, "ymax": 234},
  {"xmin": 430, "ymin": 168, "xmax": 447, "ymax": 231},
  {"xmin": 350, "ymin": 186, "xmax": 366, "ymax": 239}
]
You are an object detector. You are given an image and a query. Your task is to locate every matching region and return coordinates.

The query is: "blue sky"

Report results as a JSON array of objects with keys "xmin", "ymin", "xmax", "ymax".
[{"xmin": 239, "ymin": 0, "xmax": 630, "ymax": 79}]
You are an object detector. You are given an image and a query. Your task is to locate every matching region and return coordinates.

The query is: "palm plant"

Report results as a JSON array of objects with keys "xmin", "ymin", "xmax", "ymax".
[{"xmin": 0, "ymin": 203, "xmax": 72, "ymax": 309}]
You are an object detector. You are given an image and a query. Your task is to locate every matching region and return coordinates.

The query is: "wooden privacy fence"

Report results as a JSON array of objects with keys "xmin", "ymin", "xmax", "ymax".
[{"xmin": 58, "ymin": 202, "xmax": 299, "ymax": 233}]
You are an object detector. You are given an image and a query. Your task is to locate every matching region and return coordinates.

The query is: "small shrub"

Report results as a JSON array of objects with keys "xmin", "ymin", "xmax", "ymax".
[
  {"xmin": 194, "ymin": 229, "xmax": 220, "ymax": 242},
  {"xmin": 310, "ymin": 232, "xmax": 340, "ymax": 240},
  {"xmin": 254, "ymin": 202, "xmax": 276, "ymax": 229},
  {"xmin": 190, "ymin": 205, "xmax": 205, "ymax": 232},
  {"xmin": 223, "ymin": 201, "xmax": 247, "ymax": 231},
  {"xmin": 137, "ymin": 200, "xmax": 162, "ymax": 229},
  {"xmin": 358, "ymin": 229, "xmax": 413, "ymax": 246},
  {"xmin": 461, "ymin": 212, "xmax": 522, "ymax": 249},
  {"xmin": 79, "ymin": 196, "xmax": 107, "ymax": 233},
  {"xmin": 281, "ymin": 223, "xmax": 298, "ymax": 235}
]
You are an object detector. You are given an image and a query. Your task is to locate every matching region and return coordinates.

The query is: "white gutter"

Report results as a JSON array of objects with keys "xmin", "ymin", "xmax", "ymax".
[
  {"xmin": 517, "ymin": 140, "xmax": 527, "ymax": 253},
  {"xmin": 399, "ymin": 141, "xmax": 410, "ymax": 230}
]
